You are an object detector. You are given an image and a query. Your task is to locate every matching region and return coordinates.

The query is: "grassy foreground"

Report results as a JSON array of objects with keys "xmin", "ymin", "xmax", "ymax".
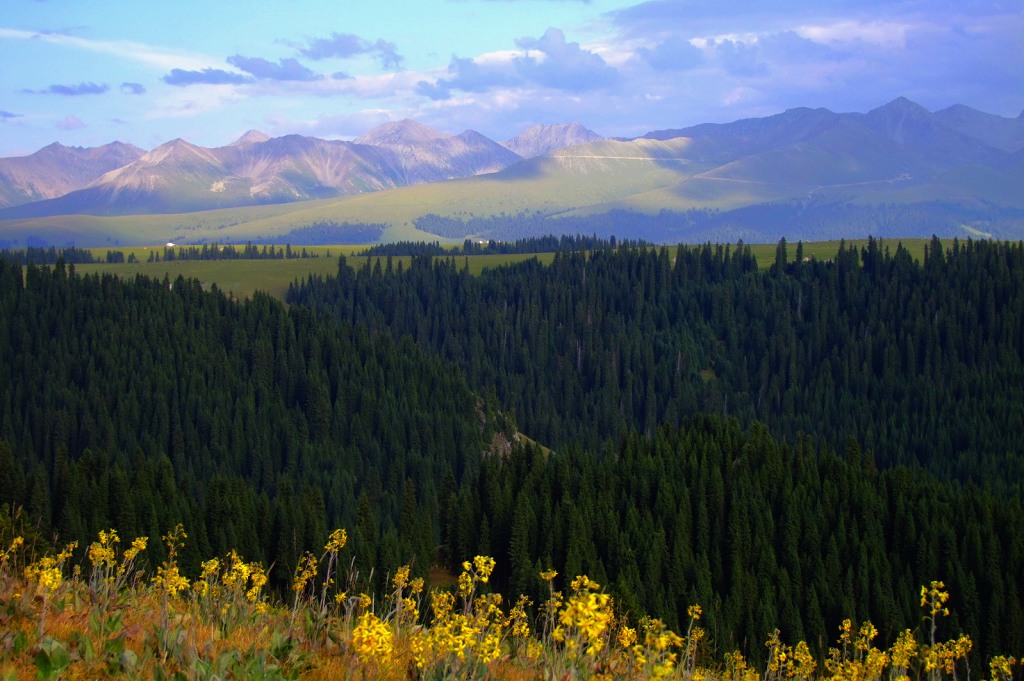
[{"xmin": 1, "ymin": 524, "xmax": 1014, "ymax": 680}]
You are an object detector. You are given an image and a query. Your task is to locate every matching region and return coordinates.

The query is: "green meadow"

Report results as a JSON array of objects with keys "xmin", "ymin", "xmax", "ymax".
[
  {"xmin": 74, "ymin": 238, "xmax": 930, "ymax": 301},
  {"xmin": 74, "ymin": 248, "xmax": 558, "ymax": 300}
]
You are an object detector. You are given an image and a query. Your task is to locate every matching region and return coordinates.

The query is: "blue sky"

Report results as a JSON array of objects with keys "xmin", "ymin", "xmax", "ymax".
[{"xmin": 1, "ymin": 0, "xmax": 1022, "ymax": 156}]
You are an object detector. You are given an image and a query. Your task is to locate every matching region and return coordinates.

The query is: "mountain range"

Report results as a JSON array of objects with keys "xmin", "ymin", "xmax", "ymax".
[
  {"xmin": 0, "ymin": 142, "xmax": 144, "ymax": 209},
  {"xmin": 1, "ymin": 98, "xmax": 1022, "ymax": 246},
  {"xmin": 0, "ymin": 119, "xmax": 582, "ymax": 216}
]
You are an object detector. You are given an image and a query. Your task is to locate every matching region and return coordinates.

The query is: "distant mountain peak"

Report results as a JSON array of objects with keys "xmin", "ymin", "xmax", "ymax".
[
  {"xmin": 934, "ymin": 103, "xmax": 1024, "ymax": 152},
  {"xmin": 0, "ymin": 140, "xmax": 145, "ymax": 208},
  {"xmin": 455, "ymin": 129, "xmax": 492, "ymax": 143},
  {"xmin": 231, "ymin": 130, "xmax": 271, "ymax": 146},
  {"xmin": 503, "ymin": 122, "xmax": 603, "ymax": 158},
  {"xmin": 124, "ymin": 138, "xmax": 220, "ymax": 172},
  {"xmin": 356, "ymin": 119, "xmax": 450, "ymax": 146},
  {"xmin": 147, "ymin": 137, "xmax": 200, "ymax": 155},
  {"xmin": 869, "ymin": 96, "xmax": 932, "ymax": 118},
  {"xmin": 156, "ymin": 137, "xmax": 190, "ymax": 149},
  {"xmin": 938, "ymin": 103, "xmax": 976, "ymax": 115}
]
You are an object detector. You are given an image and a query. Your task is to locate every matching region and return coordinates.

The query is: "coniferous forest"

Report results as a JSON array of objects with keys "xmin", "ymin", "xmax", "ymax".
[{"xmin": 2, "ymin": 237, "xmax": 1024, "ymax": 670}]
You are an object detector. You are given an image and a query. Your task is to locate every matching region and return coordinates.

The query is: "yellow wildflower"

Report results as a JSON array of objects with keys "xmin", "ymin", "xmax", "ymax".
[
  {"xmin": 392, "ymin": 564, "xmax": 411, "ymax": 590},
  {"xmin": 921, "ymin": 581, "xmax": 950, "ymax": 618},
  {"xmin": 889, "ymin": 629, "xmax": 918, "ymax": 670},
  {"xmin": 153, "ymin": 563, "xmax": 190, "ymax": 597},
  {"xmin": 88, "ymin": 529, "xmax": 119, "ymax": 571},
  {"xmin": 473, "ymin": 555, "xmax": 496, "ymax": 583},
  {"xmin": 119, "ymin": 535, "xmax": 148, "ymax": 575},
  {"xmin": 508, "ymin": 595, "xmax": 532, "ymax": 638},
  {"xmin": 619, "ymin": 626, "xmax": 638, "ymax": 648},
  {"xmin": 2, "ymin": 536, "xmax": 24, "ymax": 567},
  {"xmin": 292, "ymin": 552, "xmax": 318, "ymax": 593},
  {"xmin": 990, "ymin": 655, "xmax": 1016, "ymax": 681},
  {"xmin": 351, "ymin": 611, "xmax": 393, "ymax": 663},
  {"xmin": 25, "ymin": 556, "xmax": 63, "ymax": 595},
  {"xmin": 325, "ymin": 528, "xmax": 347, "ymax": 553},
  {"xmin": 458, "ymin": 570, "xmax": 474, "ymax": 598}
]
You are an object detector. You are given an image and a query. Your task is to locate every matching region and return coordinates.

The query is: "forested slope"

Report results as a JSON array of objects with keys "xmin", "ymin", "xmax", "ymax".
[
  {"xmin": 2, "ymin": 238, "xmax": 1023, "ymax": 665},
  {"xmin": 0, "ymin": 260, "xmax": 498, "ymax": 587},
  {"xmin": 455, "ymin": 418, "xmax": 1024, "ymax": 661},
  {"xmin": 289, "ymin": 237, "xmax": 1024, "ymax": 491}
]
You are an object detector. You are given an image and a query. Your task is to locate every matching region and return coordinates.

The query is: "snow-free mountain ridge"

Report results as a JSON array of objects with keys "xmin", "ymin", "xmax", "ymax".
[
  {"xmin": 503, "ymin": 123, "xmax": 604, "ymax": 158},
  {"xmin": 2, "ymin": 99, "xmax": 1023, "ymax": 246},
  {"xmin": 0, "ymin": 142, "xmax": 144, "ymax": 208},
  {"xmin": 1, "ymin": 119, "xmax": 586, "ymax": 217}
]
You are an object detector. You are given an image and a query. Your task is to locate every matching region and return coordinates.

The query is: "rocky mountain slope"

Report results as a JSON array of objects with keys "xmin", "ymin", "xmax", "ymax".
[
  {"xmin": 502, "ymin": 122, "xmax": 603, "ymax": 158},
  {"xmin": 0, "ymin": 121, "xmax": 529, "ymax": 217},
  {"xmin": 0, "ymin": 142, "xmax": 143, "ymax": 208}
]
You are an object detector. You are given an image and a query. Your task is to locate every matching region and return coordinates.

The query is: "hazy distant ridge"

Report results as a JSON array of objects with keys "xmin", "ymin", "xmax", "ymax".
[
  {"xmin": 2, "ymin": 98, "xmax": 1023, "ymax": 246},
  {"xmin": 0, "ymin": 121, "xmax": 548, "ymax": 217}
]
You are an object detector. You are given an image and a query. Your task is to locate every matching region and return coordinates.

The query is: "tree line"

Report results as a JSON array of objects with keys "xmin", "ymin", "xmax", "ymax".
[
  {"xmin": 361, "ymin": 233, "xmax": 653, "ymax": 257},
  {"xmin": 146, "ymin": 242, "xmax": 318, "ymax": 262}
]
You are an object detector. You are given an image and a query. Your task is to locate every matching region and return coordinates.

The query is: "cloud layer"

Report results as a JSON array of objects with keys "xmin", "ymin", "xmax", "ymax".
[
  {"xmin": 162, "ymin": 68, "xmax": 250, "ymax": 86},
  {"xmin": 299, "ymin": 32, "xmax": 402, "ymax": 69},
  {"xmin": 30, "ymin": 82, "xmax": 110, "ymax": 96},
  {"xmin": 1, "ymin": 0, "xmax": 1021, "ymax": 155}
]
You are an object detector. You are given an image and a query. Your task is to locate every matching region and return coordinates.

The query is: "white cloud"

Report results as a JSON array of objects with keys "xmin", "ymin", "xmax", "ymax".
[
  {"xmin": 265, "ymin": 109, "xmax": 396, "ymax": 139},
  {"xmin": 55, "ymin": 115, "xmax": 85, "ymax": 130},
  {"xmin": 475, "ymin": 49, "xmax": 531, "ymax": 66},
  {"xmin": 0, "ymin": 27, "xmax": 219, "ymax": 71},
  {"xmin": 145, "ymin": 83, "xmax": 245, "ymax": 119},
  {"xmin": 795, "ymin": 20, "xmax": 913, "ymax": 48}
]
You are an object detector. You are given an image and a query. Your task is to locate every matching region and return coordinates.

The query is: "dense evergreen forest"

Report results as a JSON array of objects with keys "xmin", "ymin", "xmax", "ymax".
[
  {"xmin": 462, "ymin": 419, "xmax": 1024, "ymax": 661},
  {"xmin": 361, "ymin": 234, "xmax": 653, "ymax": 257},
  {"xmin": 0, "ymin": 260, "xmax": 501, "ymax": 591},
  {"xmin": 0, "ymin": 242, "xmax": 319, "ymax": 265},
  {"xmin": 289, "ymin": 238, "xmax": 1024, "ymax": 493},
  {"xmin": 0, "ymin": 245, "xmax": 100, "ymax": 265},
  {"xmin": 272, "ymin": 219, "xmax": 387, "ymax": 245},
  {"xmin": 2, "ymin": 237, "xmax": 1023, "ymax": 665}
]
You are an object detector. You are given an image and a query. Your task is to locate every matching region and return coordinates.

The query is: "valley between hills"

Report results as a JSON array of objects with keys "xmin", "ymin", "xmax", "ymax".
[
  {"xmin": 2, "ymin": 97, "xmax": 1022, "ymax": 248},
  {"xmin": 3, "ymin": 97, "xmax": 1024, "ymax": 679}
]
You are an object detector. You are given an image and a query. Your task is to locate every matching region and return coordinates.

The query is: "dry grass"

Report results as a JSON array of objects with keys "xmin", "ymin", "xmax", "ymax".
[{"xmin": 0, "ymin": 530, "xmax": 1008, "ymax": 681}]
